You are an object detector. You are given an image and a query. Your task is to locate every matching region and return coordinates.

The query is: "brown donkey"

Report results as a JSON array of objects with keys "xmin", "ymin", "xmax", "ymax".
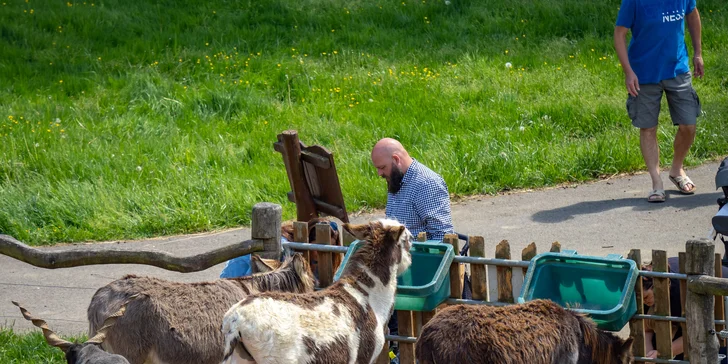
[{"xmin": 416, "ymin": 299, "xmax": 634, "ymax": 364}]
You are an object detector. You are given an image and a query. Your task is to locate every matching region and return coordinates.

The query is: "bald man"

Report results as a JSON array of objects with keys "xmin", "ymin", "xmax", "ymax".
[{"xmin": 371, "ymin": 138, "xmax": 454, "ymax": 241}]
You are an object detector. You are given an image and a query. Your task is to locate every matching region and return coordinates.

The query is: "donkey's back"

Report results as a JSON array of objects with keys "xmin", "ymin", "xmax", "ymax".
[
  {"xmin": 416, "ymin": 300, "xmax": 633, "ymax": 364},
  {"xmin": 88, "ymin": 276, "xmax": 252, "ymax": 364}
]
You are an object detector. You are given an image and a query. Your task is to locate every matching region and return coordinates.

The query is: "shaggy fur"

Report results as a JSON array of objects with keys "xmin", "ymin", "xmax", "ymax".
[
  {"xmin": 87, "ymin": 254, "xmax": 315, "ymax": 364},
  {"xmin": 221, "ymin": 218, "xmax": 413, "ymax": 364},
  {"xmin": 416, "ymin": 300, "xmax": 634, "ymax": 364}
]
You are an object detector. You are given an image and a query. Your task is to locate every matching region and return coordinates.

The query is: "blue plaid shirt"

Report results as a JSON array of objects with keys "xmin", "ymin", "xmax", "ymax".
[{"xmin": 385, "ymin": 159, "xmax": 454, "ymax": 241}]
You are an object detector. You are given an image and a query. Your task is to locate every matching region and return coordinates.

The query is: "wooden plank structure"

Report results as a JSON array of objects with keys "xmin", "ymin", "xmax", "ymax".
[
  {"xmin": 274, "ymin": 129, "xmax": 350, "ymax": 276},
  {"xmin": 273, "ymin": 130, "xmax": 349, "ymax": 223}
]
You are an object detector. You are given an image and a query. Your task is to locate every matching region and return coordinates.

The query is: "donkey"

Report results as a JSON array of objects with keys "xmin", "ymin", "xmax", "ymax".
[
  {"xmin": 13, "ymin": 297, "xmax": 136, "ymax": 364},
  {"xmin": 415, "ymin": 299, "xmax": 634, "ymax": 364},
  {"xmin": 221, "ymin": 218, "xmax": 413, "ymax": 364},
  {"xmin": 86, "ymin": 253, "xmax": 315, "ymax": 364}
]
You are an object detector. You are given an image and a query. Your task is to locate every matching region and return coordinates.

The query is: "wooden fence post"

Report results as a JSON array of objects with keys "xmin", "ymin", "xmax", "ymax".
[
  {"xmin": 293, "ymin": 221, "xmax": 310, "ymax": 266},
  {"xmin": 652, "ymin": 250, "xmax": 673, "ymax": 360},
  {"xmin": 316, "ymin": 222, "xmax": 334, "ymax": 287},
  {"xmin": 419, "ymin": 229, "xmax": 437, "ymax": 330},
  {"xmin": 686, "ymin": 239, "xmax": 719, "ymax": 363},
  {"xmin": 679, "ymin": 252, "xmax": 691, "ymax": 360},
  {"xmin": 397, "ymin": 309, "xmax": 416, "ymax": 364},
  {"xmin": 413, "ymin": 232, "xmax": 428, "ymax": 335},
  {"xmin": 496, "ymin": 240, "xmax": 514, "ymax": 303},
  {"xmin": 521, "ymin": 242, "xmax": 537, "ymax": 276},
  {"xmin": 715, "ymin": 253, "xmax": 726, "ymax": 349},
  {"xmin": 628, "ymin": 249, "xmax": 646, "ymax": 362},
  {"xmin": 251, "ymin": 202, "xmax": 282, "ymax": 260},
  {"xmin": 445, "ymin": 234, "xmax": 464, "ymax": 300},
  {"xmin": 470, "ymin": 236, "xmax": 488, "ymax": 301}
]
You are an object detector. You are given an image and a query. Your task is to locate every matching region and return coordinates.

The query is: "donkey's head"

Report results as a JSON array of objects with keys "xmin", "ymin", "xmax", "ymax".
[
  {"xmin": 343, "ymin": 218, "xmax": 413, "ymax": 276},
  {"xmin": 578, "ymin": 312, "xmax": 634, "ymax": 364}
]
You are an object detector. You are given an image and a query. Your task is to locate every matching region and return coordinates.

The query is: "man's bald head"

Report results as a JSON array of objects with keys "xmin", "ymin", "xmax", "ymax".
[
  {"xmin": 371, "ymin": 138, "xmax": 413, "ymax": 194},
  {"xmin": 371, "ymin": 138, "xmax": 408, "ymax": 161}
]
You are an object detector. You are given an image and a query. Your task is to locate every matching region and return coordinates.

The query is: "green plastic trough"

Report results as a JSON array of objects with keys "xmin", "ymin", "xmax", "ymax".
[
  {"xmin": 517, "ymin": 250, "xmax": 639, "ymax": 331},
  {"xmin": 334, "ymin": 240, "xmax": 454, "ymax": 312}
]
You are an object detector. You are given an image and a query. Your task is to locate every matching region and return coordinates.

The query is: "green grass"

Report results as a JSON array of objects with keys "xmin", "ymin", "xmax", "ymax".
[
  {"xmin": 1, "ymin": 0, "xmax": 727, "ymax": 245},
  {"xmin": 0, "ymin": 327, "xmax": 77, "ymax": 363}
]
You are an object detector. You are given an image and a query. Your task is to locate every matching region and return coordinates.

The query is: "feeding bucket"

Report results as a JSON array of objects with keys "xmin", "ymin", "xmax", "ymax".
[
  {"xmin": 517, "ymin": 250, "xmax": 638, "ymax": 331},
  {"xmin": 334, "ymin": 240, "xmax": 454, "ymax": 312}
]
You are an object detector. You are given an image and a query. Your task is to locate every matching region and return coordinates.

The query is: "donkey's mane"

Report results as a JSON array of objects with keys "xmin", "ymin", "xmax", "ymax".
[
  {"xmin": 245, "ymin": 256, "xmax": 314, "ymax": 293},
  {"xmin": 338, "ymin": 229, "xmax": 399, "ymax": 286}
]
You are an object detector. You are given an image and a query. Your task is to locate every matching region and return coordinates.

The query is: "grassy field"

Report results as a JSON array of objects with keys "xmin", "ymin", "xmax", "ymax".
[
  {"xmin": 0, "ymin": 327, "xmax": 71, "ymax": 363},
  {"xmin": 1, "ymin": 0, "xmax": 727, "ymax": 245}
]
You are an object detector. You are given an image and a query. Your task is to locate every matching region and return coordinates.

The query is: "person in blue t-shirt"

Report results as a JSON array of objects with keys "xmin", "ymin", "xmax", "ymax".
[{"xmin": 614, "ymin": 0, "xmax": 703, "ymax": 203}]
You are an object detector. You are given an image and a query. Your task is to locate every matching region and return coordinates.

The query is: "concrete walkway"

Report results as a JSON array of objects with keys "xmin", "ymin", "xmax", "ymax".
[{"xmin": 1, "ymin": 160, "xmax": 726, "ymax": 336}]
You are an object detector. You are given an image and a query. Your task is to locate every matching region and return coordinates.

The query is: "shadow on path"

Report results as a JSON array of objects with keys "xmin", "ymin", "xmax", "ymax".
[{"xmin": 532, "ymin": 190, "xmax": 722, "ymax": 224}]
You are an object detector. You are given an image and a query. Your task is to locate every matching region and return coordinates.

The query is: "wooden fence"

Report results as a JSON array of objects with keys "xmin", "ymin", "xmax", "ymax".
[{"xmin": 275, "ymin": 216, "xmax": 728, "ymax": 364}]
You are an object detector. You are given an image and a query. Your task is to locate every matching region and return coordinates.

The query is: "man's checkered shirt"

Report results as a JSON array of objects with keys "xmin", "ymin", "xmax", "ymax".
[{"xmin": 385, "ymin": 159, "xmax": 454, "ymax": 241}]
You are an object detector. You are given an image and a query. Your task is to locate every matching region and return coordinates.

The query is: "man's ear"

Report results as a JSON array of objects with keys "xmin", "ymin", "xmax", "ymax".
[{"xmin": 343, "ymin": 223, "xmax": 373, "ymax": 241}]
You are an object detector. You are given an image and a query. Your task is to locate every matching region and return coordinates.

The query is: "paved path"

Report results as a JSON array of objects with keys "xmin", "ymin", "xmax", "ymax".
[{"xmin": 1, "ymin": 160, "xmax": 726, "ymax": 336}]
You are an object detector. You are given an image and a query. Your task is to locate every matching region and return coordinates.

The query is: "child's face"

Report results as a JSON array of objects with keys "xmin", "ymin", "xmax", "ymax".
[{"xmin": 643, "ymin": 287, "xmax": 655, "ymax": 307}]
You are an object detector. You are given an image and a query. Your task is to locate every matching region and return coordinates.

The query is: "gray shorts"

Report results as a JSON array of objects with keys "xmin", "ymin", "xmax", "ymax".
[{"xmin": 626, "ymin": 72, "xmax": 702, "ymax": 129}]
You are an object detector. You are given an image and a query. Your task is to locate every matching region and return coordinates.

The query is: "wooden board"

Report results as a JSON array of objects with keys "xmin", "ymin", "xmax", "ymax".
[
  {"xmin": 275, "ymin": 130, "xmax": 349, "ymax": 223},
  {"xmin": 652, "ymin": 250, "xmax": 673, "ymax": 360},
  {"xmin": 469, "ymin": 236, "xmax": 488, "ymax": 301},
  {"xmin": 496, "ymin": 240, "xmax": 513, "ymax": 303},
  {"xmin": 628, "ymin": 249, "xmax": 646, "ymax": 361}
]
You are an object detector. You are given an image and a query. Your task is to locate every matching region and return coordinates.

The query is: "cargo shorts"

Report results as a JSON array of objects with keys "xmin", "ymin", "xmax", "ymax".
[{"xmin": 626, "ymin": 72, "xmax": 702, "ymax": 129}]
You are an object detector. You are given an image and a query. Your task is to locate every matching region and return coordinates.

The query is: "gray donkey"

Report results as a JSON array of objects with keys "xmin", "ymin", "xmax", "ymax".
[{"xmin": 87, "ymin": 253, "xmax": 315, "ymax": 364}]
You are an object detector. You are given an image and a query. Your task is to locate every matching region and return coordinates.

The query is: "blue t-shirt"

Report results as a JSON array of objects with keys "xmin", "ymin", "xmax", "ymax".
[{"xmin": 616, "ymin": 0, "xmax": 696, "ymax": 84}]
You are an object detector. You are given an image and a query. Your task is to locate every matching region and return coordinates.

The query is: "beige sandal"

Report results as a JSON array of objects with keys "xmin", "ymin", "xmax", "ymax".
[
  {"xmin": 647, "ymin": 189, "xmax": 666, "ymax": 203},
  {"xmin": 669, "ymin": 175, "xmax": 696, "ymax": 194}
]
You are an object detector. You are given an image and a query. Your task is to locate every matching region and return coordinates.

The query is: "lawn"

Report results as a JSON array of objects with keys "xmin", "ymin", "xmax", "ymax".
[
  {"xmin": 1, "ymin": 0, "xmax": 727, "ymax": 245},
  {"xmin": 0, "ymin": 327, "xmax": 71, "ymax": 363}
]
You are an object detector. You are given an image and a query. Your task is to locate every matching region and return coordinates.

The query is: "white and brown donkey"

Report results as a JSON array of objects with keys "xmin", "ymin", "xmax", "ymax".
[{"xmin": 221, "ymin": 218, "xmax": 413, "ymax": 364}]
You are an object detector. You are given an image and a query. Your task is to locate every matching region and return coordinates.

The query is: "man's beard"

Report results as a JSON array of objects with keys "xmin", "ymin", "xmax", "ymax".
[{"xmin": 388, "ymin": 164, "xmax": 405, "ymax": 194}]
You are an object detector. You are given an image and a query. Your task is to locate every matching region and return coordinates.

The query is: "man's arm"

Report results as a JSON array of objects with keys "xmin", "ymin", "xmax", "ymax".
[
  {"xmin": 686, "ymin": 8, "xmax": 704, "ymax": 78},
  {"xmin": 614, "ymin": 26, "xmax": 639, "ymax": 96}
]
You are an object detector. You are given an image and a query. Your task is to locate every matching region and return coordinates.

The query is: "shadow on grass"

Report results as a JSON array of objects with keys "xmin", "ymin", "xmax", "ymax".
[{"xmin": 531, "ymin": 190, "xmax": 723, "ymax": 224}]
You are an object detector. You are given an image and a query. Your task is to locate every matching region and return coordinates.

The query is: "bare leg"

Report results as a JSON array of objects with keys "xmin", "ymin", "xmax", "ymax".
[
  {"xmin": 640, "ymin": 126, "xmax": 663, "ymax": 191},
  {"xmin": 669, "ymin": 124, "xmax": 697, "ymax": 182}
]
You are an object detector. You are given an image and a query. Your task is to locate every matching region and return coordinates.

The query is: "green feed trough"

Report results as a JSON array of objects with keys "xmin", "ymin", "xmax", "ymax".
[
  {"xmin": 334, "ymin": 240, "xmax": 454, "ymax": 312},
  {"xmin": 517, "ymin": 250, "xmax": 638, "ymax": 331}
]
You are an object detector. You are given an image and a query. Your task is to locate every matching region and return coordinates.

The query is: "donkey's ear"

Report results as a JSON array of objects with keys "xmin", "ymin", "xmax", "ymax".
[
  {"xmin": 343, "ymin": 223, "xmax": 373, "ymax": 241},
  {"xmin": 385, "ymin": 225, "xmax": 406, "ymax": 244},
  {"xmin": 251, "ymin": 254, "xmax": 280, "ymax": 273}
]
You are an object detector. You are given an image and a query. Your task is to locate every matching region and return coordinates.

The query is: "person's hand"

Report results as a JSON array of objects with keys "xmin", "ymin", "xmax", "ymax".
[
  {"xmin": 625, "ymin": 70, "xmax": 640, "ymax": 97},
  {"xmin": 646, "ymin": 350, "xmax": 660, "ymax": 359},
  {"xmin": 693, "ymin": 56, "xmax": 704, "ymax": 78}
]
